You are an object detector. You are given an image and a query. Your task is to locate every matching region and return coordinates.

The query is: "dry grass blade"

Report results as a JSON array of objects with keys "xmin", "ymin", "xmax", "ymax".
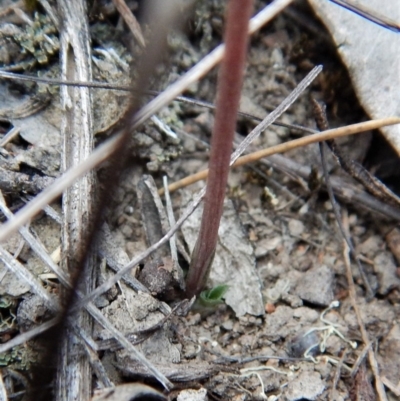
[
  {"xmin": 330, "ymin": 349, "xmax": 348, "ymax": 401},
  {"xmin": 164, "ymin": 117, "xmax": 400, "ymax": 193},
  {"xmin": 231, "ymin": 65, "xmax": 322, "ymax": 163}
]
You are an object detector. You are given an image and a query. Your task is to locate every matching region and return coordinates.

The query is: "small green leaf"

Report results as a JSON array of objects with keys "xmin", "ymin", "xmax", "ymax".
[{"xmin": 199, "ymin": 284, "xmax": 229, "ymax": 307}]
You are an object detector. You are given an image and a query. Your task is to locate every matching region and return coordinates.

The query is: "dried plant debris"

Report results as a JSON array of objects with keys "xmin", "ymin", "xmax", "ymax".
[
  {"xmin": 136, "ymin": 175, "xmax": 185, "ymax": 300},
  {"xmin": 91, "ymin": 383, "xmax": 166, "ymax": 401},
  {"xmin": 118, "ymin": 359, "xmax": 218, "ymax": 383}
]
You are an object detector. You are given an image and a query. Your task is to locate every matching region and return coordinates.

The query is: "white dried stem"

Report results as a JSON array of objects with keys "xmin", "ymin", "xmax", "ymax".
[{"xmin": 56, "ymin": 0, "xmax": 97, "ymax": 399}]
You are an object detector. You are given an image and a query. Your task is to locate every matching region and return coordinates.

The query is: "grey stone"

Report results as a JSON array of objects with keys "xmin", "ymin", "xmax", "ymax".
[
  {"xmin": 286, "ymin": 370, "xmax": 325, "ymax": 401},
  {"xmin": 295, "ymin": 265, "xmax": 334, "ymax": 307},
  {"xmin": 373, "ymin": 252, "xmax": 400, "ymax": 295}
]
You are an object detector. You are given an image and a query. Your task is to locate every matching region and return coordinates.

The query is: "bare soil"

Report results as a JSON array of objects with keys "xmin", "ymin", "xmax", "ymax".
[{"xmin": 0, "ymin": 1, "xmax": 399, "ymax": 400}]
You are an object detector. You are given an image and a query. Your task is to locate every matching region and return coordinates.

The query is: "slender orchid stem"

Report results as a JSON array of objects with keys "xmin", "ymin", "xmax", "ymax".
[{"xmin": 186, "ymin": 0, "xmax": 254, "ymax": 298}]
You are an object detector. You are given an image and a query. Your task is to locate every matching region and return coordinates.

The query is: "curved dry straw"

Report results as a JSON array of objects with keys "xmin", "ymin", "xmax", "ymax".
[{"xmin": 161, "ymin": 117, "xmax": 400, "ymax": 194}]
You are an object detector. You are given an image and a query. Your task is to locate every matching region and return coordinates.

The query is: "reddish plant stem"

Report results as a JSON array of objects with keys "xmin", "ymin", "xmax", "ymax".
[{"xmin": 186, "ymin": 0, "xmax": 254, "ymax": 298}]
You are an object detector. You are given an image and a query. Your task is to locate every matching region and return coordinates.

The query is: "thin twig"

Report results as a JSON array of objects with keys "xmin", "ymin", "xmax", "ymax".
[
  {"xmin": 112, "ymin": 0, "xmax": 146, "ymax": 48},
  {"xmin": 163, "ymin": 176, "xmax": 179, "ymax": 265},
  {"xmin": 342, "ymin": 210, "xmax": 388, "ymax": 401},
  {"xmin": 329, "ymin": 349, "xmax": 347, "ymax": 401},
  {"xmin": 320, "ymin": 142, "xmax": 374, "ymax": 298},
  {"xmin": 326, "ymin": 139, "xmax": 400, "ymax": 207},
  {"xmin": 232, "ymin": 66, "xmax": 322, "ymax": 163},
  {"xmin": 313, "ymin": 99, "xmax": 374, "ymax": 298}
]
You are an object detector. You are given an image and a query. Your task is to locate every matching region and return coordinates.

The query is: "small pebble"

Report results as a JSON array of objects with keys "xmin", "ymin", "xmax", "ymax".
[
  {"xmin": 286, "ymin": 331, "xmax": 320, "ymax": 358},
  {"xmin": 288, "ymin": 219, "xmax": 305, "ymax": 237}
]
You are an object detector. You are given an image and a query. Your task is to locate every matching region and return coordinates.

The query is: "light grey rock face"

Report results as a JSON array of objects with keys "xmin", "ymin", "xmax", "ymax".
[
  {"xmin": 97, "ymin": 285, "xmax": 180, "ymax": 367},
  {"xmin": 285, "ymin": 370, "xmax": 325, "ymax": 401},
  {"xmin": 295, "ymin": 265, "xmax": 334, "ymax": 307},
  {"xmin": 177, "ymin": 388, "xmax": 208, "ymax": 401},
  {"xmin": 373, "ymin": 251, "xmax": 400, "ymax": 295},
  {"xmin": 308, "ymin": 0, "xmax": 400, "ymax": 155}
]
